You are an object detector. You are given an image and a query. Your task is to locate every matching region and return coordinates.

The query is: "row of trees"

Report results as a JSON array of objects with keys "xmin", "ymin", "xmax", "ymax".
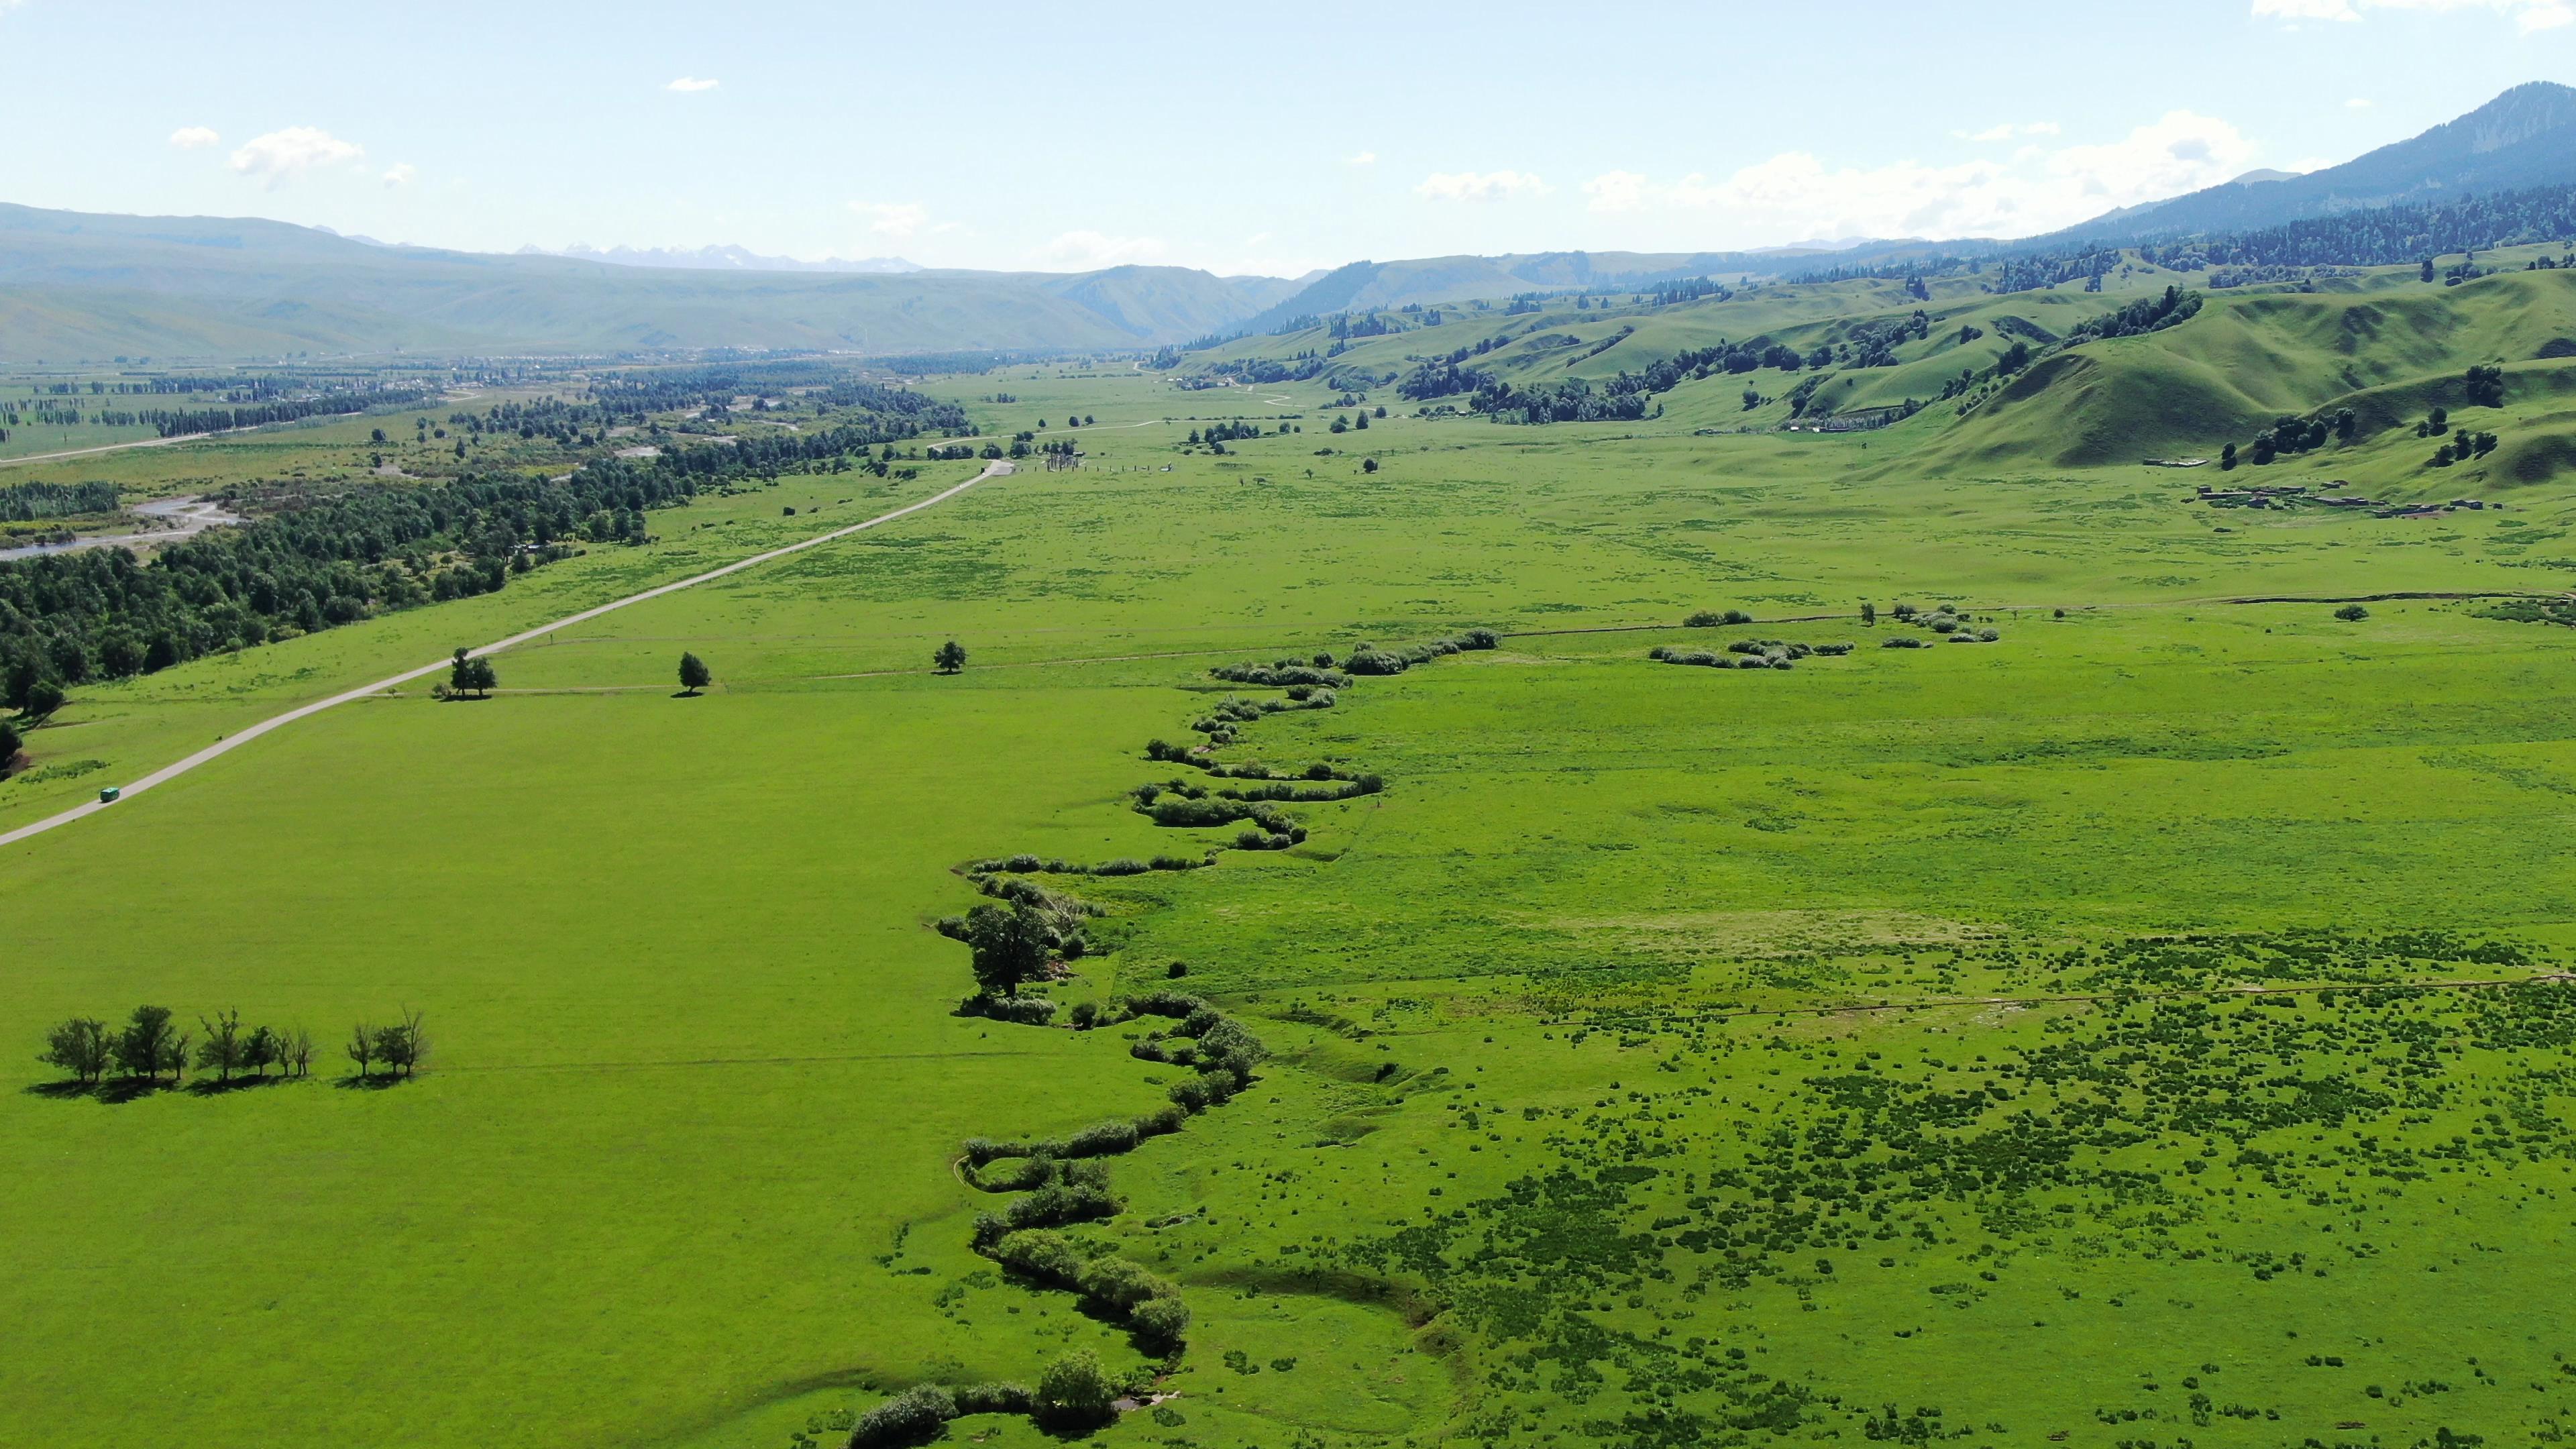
[{"xmin": 38, "ymin": 1006, "xmax": 425, "ymax": 1086}]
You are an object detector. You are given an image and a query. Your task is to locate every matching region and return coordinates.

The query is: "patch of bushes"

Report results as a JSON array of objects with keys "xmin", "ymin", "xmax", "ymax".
[
  {"xmin": 959, "ymin": 993, "xmax": 1058, "ymax": 1025},
  {"xmin": 1651, "ymin": 639, "xmax": 1859, "ymax": 670},
  {"xmin": 1685, "ymin": 608, "xmax": 1756, "ymax": 627},
  {"xmin": 1326, "ymin": 629, "xmax": 1498, "ymax": 678},
  {"xmin": 849, "ymin": 1383, "xmax": 955, "ymax": 1447},
  {"xmin": 1209, "ymin": 660, "xmax": 1352, "ymax": 688}
]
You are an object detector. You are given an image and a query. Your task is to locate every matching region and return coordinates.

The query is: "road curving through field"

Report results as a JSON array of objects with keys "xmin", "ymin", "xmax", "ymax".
[{"xmin": 0, "ymin": 460, "xmax": 1014, "ymax": 853}]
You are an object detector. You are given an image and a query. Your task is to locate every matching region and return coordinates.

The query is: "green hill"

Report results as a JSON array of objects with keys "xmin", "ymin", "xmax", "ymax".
[{"xmin": 1925, "ymin": 265, "xmax": 2576, "ymax": 470}]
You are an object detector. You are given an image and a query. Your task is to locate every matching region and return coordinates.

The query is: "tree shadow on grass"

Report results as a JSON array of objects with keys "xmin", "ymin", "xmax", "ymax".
[
  {"xmin": 333, "ymin": 1072, "xmax": 412, "ymax": 1091},
  {"xmin": 184, "ymin": 1074, "xmax": 291, "ymax": 1098},
  {"xmin": 24, "ymin": 1077, "xmax": 170, "ymax": 1104}
]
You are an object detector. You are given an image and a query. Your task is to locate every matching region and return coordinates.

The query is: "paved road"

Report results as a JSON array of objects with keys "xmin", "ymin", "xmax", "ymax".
[{"xmin": 0, "ymin": 460, "xmax": 1012, "ymax": 852}]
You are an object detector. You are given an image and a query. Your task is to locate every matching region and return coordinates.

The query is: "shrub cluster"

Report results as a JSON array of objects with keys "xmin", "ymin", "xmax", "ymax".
[
  {"xmin": 967, "ymin": 851, "xmax": 1208, "ymax": 877},
  {"xmin": 1684, "ymin": 608, "xmax": 1756, "ymax": 627},
  {"xmin": 1335, "ymin": 627, "xmax": 1498, "ymax": 676},
  {"xmin": 1651, "ymin": 639, "xmax": 1856, "ymax": 669},
  {"xmin": 845, "ymin": 1379, "xmax": 1038, "ymax": 1448},
  {"xmin": 988, "ymin": 1230, "xmax": 1193, "ymax": 1355},
  {"xmin": 1132, "ymin": 785, "xmax": 1308, "ymax": 844},
  {"xmin": 1187, "ymin": 690, "xmax": 1335, "ymax": 743},
  {"xmin": 1208, "ymin": 659, "xmax": 1351, "ymax": 688},
  {"xmin": 1213, "ymin": 775, "xmax": 1384, "ymax": 804},
  {"xmin": 957, "ymin": 992, "xmax": 1058, "ymax": 1024}
]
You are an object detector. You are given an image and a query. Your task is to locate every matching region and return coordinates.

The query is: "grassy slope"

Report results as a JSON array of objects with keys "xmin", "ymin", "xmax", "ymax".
[{"xmin": 1929, "ymin": 267, "xmax": 2576, "ymax": 470}]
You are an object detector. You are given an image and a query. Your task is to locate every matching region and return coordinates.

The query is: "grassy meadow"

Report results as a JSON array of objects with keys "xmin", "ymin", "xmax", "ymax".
[{"xmin": 6, "ymin": 266, "xmax": 2576, "ymax": 1449}]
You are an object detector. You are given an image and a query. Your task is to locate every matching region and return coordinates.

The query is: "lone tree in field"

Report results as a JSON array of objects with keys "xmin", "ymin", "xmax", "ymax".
[
  {"xmin": 934, "ymin": 639, "xmax": 968, "ymax": 675},
  {"xmin": 965, "ymin": 900, "xmax": 1054, "ymax": 998},
  {"xmin": 40, "ymin": 1017, "xmax": 111, "ymax": 1085},
  {"xmin": 678, "ymin": 651, "xmax": 711, "ymax": 695},
  {"xmin": 448, "ymin": 649, "xmax": 497, "ymax": 700}
]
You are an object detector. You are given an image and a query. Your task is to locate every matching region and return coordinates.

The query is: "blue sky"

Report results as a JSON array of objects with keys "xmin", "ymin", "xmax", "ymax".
[{"xmin": 1, "ymin": 0, "xmax": 2569, "ymax": 276}]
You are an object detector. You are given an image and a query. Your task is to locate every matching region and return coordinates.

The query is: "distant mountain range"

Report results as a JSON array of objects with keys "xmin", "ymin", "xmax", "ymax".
[
  {"xmin": 2035, "ymin": 81, "xmax": 2576, "ymax": 246},
  {"xmin": 3, "ymin": 83, "xmax": 2573, "ymax": 363},
  {"xmin": 517, "ymin": 243, "xmax": 924, "ymax": 275}
]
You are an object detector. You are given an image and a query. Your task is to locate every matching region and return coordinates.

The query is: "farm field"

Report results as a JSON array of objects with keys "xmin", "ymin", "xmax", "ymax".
[{"xmin": 7, "ymin": 310, "xmax": 2576, "ymax": 1449}]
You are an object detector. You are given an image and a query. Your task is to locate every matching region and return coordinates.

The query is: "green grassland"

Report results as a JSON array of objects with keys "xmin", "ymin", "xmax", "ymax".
[{"xmin": 7, "ymin": 256, "xmax": 2576, "ymax": 1449}]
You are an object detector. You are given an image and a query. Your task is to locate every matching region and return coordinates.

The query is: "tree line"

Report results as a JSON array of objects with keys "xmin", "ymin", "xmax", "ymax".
[
  {"xmin": 38, "ymin": 1006, "xmax": 429, "ymax": 1090},
  {"xmin": 0, "ymin": 480, "xmax": 119, "ymax": 523},
  {"xmin": 0, "ymin": 396, "xmax": 977, "ymax": 712}
]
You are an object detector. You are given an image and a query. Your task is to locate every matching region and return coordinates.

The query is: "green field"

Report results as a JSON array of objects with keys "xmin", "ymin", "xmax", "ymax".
[{"xmin": 8, "ymin": 253, "xmax": 2576, "ymax": 1449}]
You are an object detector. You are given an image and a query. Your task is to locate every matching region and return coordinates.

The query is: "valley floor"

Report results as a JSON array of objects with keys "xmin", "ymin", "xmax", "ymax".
[{"xmin": 5, "ymin": 366, "xmax": 2575, "ymax": 1449}]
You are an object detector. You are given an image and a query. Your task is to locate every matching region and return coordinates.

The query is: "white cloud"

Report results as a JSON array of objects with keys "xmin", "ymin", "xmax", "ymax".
[
  {"xmin": 229, "ymin": 126, "xmax": 364, "ymax": 189},
  {"xmin": 665, "ymin": 76, "xmax": 720, "ymax": 92},
  {"xmin": 168, "ymin": 125, "xmax": 220, "ymax": 150},
  {"xmin": 382, "ymin": 162, "xmax": 417, "ymax": 188},
  {"xmin": 2253, "ymin": 0, "xmax": 2573, "ymax": 30},
  {"xmin": 2347, "ymin": 96, "xmax": 2375, "ymax": 107},
  {"xmin": 1415, "ymin": 169, "xmax": 1550, "ymax": 202},
  {"xmin": 1957, "ymin": 121, "xmax": 2061, "ymax": 142},
  {"xmin": 1032, "ymin": 230, "xmax": 1167, "ymax": 268},
  {"xmin": 849, "ymin": 201, "xmax": 929, "ymax": 238},
  {"xmin": 1582, "ymin": 170, "xmax": 1652, "ymax": 213},
  {"xmin": 1580, "ymin": 109, "xmax": 2259, "ymax": 242},
  {"xmin": 1346, "ymin": 150, "xmax": 1377, "ymax": 166}
]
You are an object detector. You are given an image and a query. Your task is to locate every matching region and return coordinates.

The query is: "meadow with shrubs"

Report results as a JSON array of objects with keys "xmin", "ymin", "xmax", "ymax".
[{"xmin": 7, "ymin": 359, "xmax": 2576, "ymax": 1449}]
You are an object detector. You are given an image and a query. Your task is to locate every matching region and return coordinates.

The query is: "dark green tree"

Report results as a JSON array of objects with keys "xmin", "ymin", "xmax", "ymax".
[
  {"xmin": 346, "ymin": 1021, "xmax": 378, "ymax": 1079},
  {"xmin": 965, "ymin": 901, "xmax": 1054, "ymax": 998},
  {"xmin": 113, "ymin": 1006, "xmax": 184, "ymax": 1083},
  {"xmin": 934, "ymin": 640, "xmax": 967, "ymax": 675},
  {"xmin": 375, "ymin": 1008, "xmax": 428, "ymax": 1078},
  {"xmin": 23, "ymin": 676, "xmax": 65, "ymax": 719},
  {"xmin": 195, "ymin": 1008, "xmax": 245, "ymax": 1083},
  {"xmin": 243, "ymin": 1024, "xmax": 278, "ymax": 1078},
  {"xmin": 1033, "ymin": 1348, "xmax": 1118, "ymax": 1428},
  {"xmin": 678, "ymin": 651, "xmax": 711, "ymax": 694},
  {"xmin": 0, "ymin": 715, "xmax": 21, "ymax": 773},
  {"xmin": 40, "ymin": 1017, "xmax": 111, "ymax": 1084}
]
